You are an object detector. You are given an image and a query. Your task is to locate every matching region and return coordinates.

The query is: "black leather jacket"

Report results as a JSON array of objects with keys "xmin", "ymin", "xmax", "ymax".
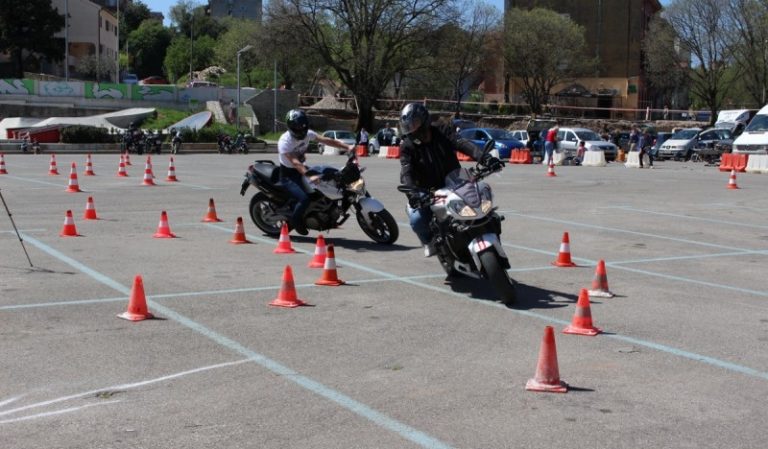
[{"xmin": 399, "ymin": 124, "xmax": 483, "ymax": 191}]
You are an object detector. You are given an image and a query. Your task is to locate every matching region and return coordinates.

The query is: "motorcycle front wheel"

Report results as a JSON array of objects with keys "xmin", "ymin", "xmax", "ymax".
[
  {"xmin": 249, "ymin": 192, "xmax": 286, "ymax": 237},
  {"xmin": 479, "ymin": 250, "xmax": 516, "ymax": 305},
  {"xmin": 355, "ymin": 208, "xmax": 399, "ymax": 244}
]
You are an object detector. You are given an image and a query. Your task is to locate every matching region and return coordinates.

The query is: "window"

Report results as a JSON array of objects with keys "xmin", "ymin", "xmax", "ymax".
[{"xmin": 106, "ymin": 21, "xmax": 110, "ymax": 32}]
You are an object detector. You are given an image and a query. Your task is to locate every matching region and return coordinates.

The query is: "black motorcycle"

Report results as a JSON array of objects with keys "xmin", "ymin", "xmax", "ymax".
[
  {"xmin": 217, "ymin": 134, "xmax": 233, "ymax": 154},
  {"xmin": 240, "ymin": 152, "xmax": 398, "ymax": 244}
]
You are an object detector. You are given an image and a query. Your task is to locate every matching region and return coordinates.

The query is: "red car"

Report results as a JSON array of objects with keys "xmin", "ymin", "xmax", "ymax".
[{"xmin": 139, "ymin": 76, "xmax": 169, "ymax": 85}]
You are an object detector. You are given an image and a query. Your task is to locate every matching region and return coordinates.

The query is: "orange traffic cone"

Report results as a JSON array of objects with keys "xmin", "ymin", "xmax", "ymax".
[
  {"xmin": 124, "ymin": 152, "xmax": 132, "ymax": 165},
  {"xmin": 552, "ymin": 232, "xmax": 577, "ymax": 267},
  {"xmin": 315, "ymin": 244, "xmax": 344, "ymax": 286},
  {"xmin": 117, "ymin": 155, "xmax": 128, "ymax": 177},
  {"xmin": 142, "ymin": 156, "xmax": 155, "ymax": 185},
  {"xmin": 83, "ymin": 196, "xmax": 99, "ymax": 220},
  {"xmin": 308, "ymin": 234, "xmax": 327, "ymax": 268},
  {"xmin": 84, "ymin": 153, "xmax": 95, "ymax": 175},
  {"xmin": 526, "ymin": 326, "xmax": 568, "ymax": 393},
  {"xmin": 48, "ymin": 154, "xmax": 59, "ymax": 175},
  {"xmin": 587, "ymin": 259, "xmax": 614, "ymax": 298},
  {"xmin": 65, "ymin": 162, "xmax": 82, "ymax": 193},
  {"xmin": 117, "ymin": 275, "xmax": 154, "ymax": 321},
  {"xmin": 229, "ymin": 217, "xmax": 251, "ymax": 244},
  {"xmin": 727, "ymin": 169, "xmax": 740, "ymax": 190},
  {"xmin": 273, "ymin": 223, "xmax": 296, "ymax": 254},
  {"xmin": 153, "ymin": 210, "xmax": 176, "ymax": 238},
  {"xmin": 202, "ymin": 198, "xmax": 223, "ymax": 222},
  {"xmin": 546, "ymin": 162, "xmax": 557, "ymax": 177},
  {"xmin": 269, "ymin": 265, "xmax": 308, "ymax": 308},
  {"xmin": 563, "ymin": 288, "xmax": 602, "ymax": 336},
  {"xmin": 165, "ymin": 157, "xmax": 178, "ymax": 182},
  {"xmin": 0, "ymin": 153, "xmax": 7, "ymax": 174},
  {"xmin": 59, "ymin": 210, "xmax": 81, "ymax": 237}
]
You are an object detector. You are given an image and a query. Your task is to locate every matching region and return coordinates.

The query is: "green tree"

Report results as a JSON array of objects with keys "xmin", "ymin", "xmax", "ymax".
[
  {"xmin": 0, "ymin": 0, "xmax": 65, "ymax": 78},
  {"xmin": 170, "ymin": 0, "xmax": 226, "ymax": 40},
  {"xmin": 119, "ymin": 0, "xmax": 151, "ymax": 47},
  {"xmin": 503, "ymin": 8, "xmax": 595, "ymax": 115},
  {"xmin": 213, "ymin": 18, "xmax": 261, "ymax": 86},
  {"xmin": 127, "ymin": 20, "xmax": 173, "ymax": 78},
  {"xmin": 163, "ymin": 35, "xmax": 216, "ymax": 82},
  {"xmin": 274, "ymin": 0, "xmax": 455, "ymax": 133},
  {"xmin": 75, "ymin": 54, "xmax": 115, "ymax": 82}
]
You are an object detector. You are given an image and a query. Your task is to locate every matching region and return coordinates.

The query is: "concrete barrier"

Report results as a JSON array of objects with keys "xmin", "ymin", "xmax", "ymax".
[
  {"xmin": 745, "ymin": 154, "xmax": 768, "ymax": 174},
  {"xmin": 581, "ymin": 150, "xmax": 607, "ymax": 167}
]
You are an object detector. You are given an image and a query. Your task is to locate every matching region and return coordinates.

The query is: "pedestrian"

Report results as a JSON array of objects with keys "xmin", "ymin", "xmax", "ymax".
[
  {"xmin": 357, "ymin": 127, "xmax": 369, "ymax": 147},
  {"xmin": 629, "ymin": 127, "xmax": 639, "ymax": 153},
  {"xmin": 639, "ymin": 130, "xmax": 654, "ymax": 168},
  {"xmin": 544, "ymin": 124, "xmax": 559, "ymax": 165},
  {"xmin": 663, "ymin": 104, "xmax": 669, "ymax": 120},
  {"xmin": 575, "ymin": 140, "xmax": 586, "ymax": 165}
]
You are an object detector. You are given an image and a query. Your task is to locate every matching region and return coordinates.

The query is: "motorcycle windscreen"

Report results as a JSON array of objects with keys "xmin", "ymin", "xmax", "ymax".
[{"xmin": 444, "ymin": 168, "xmax": 481, "ymax": 207}]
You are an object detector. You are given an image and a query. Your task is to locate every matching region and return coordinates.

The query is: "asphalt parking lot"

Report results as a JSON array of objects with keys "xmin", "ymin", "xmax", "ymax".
[{"xmin": 1, "ymin": 152, "xmax": 767, "ymax": 449}]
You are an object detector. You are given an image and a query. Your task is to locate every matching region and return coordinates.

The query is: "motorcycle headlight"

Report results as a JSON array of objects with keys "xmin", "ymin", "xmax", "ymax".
[
  {"xmin": 348, "ymin": 178, "xmax": 366, "ymax": 194},
  {"xmin": 448, "ymin": 200, "xmax": 477, "ymax": 217},
  {"xmin": 480, "ymin": 199, "xmax": 493, "ymax": 214}
]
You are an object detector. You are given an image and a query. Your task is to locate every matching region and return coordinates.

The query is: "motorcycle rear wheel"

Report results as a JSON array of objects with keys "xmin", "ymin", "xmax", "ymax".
[
  {"xmin": 249, "ymin": 193, "xmax": 285, "ymax": 236},
  {"xmin": 479, "ymin": 250, "xmax": 516, "ymax": 305},
  {"xmin": 355, "ymin": 209, "xmax": 399, "ymax": 244}
]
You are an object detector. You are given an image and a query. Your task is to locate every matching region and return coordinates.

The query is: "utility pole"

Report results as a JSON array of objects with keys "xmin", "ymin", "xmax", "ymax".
[
  {"xmin": 64, "ymin": 0, "xmax": 69, "ymax": 80},
  {"xmin": 116, "ymin": 0, "xmax": 120, "ymax": 82}
]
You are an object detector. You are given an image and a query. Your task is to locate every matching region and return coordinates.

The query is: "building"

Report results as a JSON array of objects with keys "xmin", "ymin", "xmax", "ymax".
[
  {"xmin": 48, "ymin": 0, "xmax": 119, "ymax": 81},
  {"xmin": 207, "ymin": 0, "xmax": 263, "ymax": 21},
  {"xmin": 501, "ymin": 0, "xmax": 662, "ymax": 114}
]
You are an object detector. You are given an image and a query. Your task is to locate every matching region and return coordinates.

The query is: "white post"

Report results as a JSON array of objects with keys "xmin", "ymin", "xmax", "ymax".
[
  {"xmin": 273, "ymin": 59, "xmax": 277, "ymax": 133},
  {"xmin": 64, "ymin": 0, "xmax": 69, "ymax": 80}
]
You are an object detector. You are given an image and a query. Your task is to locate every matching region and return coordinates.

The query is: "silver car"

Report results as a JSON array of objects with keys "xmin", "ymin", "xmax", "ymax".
[
  {"xmin": 556, "ymin": 127, "xmax": 618, "ymax": 161},
  {"xmin": 319, "ymin": 130, "xmax": 356, "ymax": 154},
  {"xmin": 658, "ymin": 128, "xmax": 702, "ymax": 160}
]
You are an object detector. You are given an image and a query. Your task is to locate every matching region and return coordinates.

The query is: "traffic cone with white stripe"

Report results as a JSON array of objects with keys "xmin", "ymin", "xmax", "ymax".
[
  {"xmin": 59, "ymin": 210, "xmax": 81, "ymax": 237},
  {"xmin": 202, "ymin": 198, "xmax": 223, "ymax": 222},
  {"xmin": 0, "ymin": 153, "xmax": 7, "ymax": 174},
  {"xmin": 117, "ymin": 155, "xmax": 128, "ymax": 177},
  {"xmin": 587, "ymin": 259, "xmax": 614, "ymax": 298},
  {"xmin": 153, "ymin": 210, "xmax": 176, "ymax": 238},
  {"xmin": 83, "ymin": 196, "xmax": 99, "ymax": 220},
  {"xmin": 124, "ymin": 151, "xmax": 132, "ymax": 165},
  {"xmin": 526, "ymin": 326, "xmax": 568, "ymax": 393},
  {"xmin": 269, "ymin": 265, "xmax": 308, "ymax": 308},
  {"xmin": 165, "ymin": 157, "xmax": 178, "ymax": 182},
  {"xmin": 229, "ymin": 217, "xmax": 251, "ymax": 244},
  {"xmin": 546, "ymin": 162, "xmax": 557, "ymax": 177},
  {"xmin": 273, "ymin": 223, "xmax": 296, "ymax": 254},
  {"xmin": 48, "ymin": 154, "xmax": 59, "ymax": 175},
  {"xmin": 563, "ymin": 288, "xmax": 602, "ymax": 336},
  {"xmin": 552, "ymin": 232, "xmax": 577, "ymax": 267},
  {"xmin": 84, "ymin": 153, "xmax": 95, "ymax": 175},
  {"xmin": 315, "ymin": 244, "xmax": 344, "ymax": 286},
  {"xmin": 142, "ymin": 156, "xmax": 155, "ymax": 185},
  {"xmin": 65, "ymin": 162, "xmax": 82, "ymax": 193},
  {"xmin": 727, "ymin": 169, "xmax": 740, "ymax": 190},
  {"xmin": 308, "ymin": 234, "xmax": 327, "ymax": 268},
  {"xmin": 117, "ymin": 275, "xmax": 154, "ymax": 321}
]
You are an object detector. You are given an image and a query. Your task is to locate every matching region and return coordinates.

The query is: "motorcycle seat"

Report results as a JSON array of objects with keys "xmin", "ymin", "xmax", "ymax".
[{"xmin": 253, "ymin": 163, "xmax": 280, "ymax": 184}]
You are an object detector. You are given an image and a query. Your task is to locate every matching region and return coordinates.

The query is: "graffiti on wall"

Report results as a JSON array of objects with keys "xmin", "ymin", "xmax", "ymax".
[
  {"xmin": 131, "ymin": 85, "xmax": 176, "ymax": 101},
  {"xmin": 0, "ymin": 79, "xmax": 34, "ymax": 95},
  {"xmin": 85, "ymin": 82, "xmax": 127, "ymax": 99},
  {"xmin": 39, "ymin": 81, "xmax": 83, "ymax": 97}
]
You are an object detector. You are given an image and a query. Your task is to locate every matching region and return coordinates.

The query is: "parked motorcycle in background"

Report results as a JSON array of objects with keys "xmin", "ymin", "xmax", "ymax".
[
  {"xmin": 241, "ymin": 152, "xmax": 399, "ymax": 244},
  {"xmin": 171, "ymin": 128, "xmax": 182, "ymax": 155},
  {"xmin": 398, "ymin": 141, "xmax": 516, "ymax": 305},
  {"xmin": 217, "ymin": 134, "xmax": 233, "ymax": 154}
]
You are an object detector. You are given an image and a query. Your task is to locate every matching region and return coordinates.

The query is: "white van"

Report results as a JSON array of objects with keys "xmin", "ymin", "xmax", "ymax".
[{"xmin": 732, "ymin": 104, "xmax": 768, "ymax": 155}]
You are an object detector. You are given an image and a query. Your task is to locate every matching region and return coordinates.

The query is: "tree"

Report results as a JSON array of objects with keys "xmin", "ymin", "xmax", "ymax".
[
  {"xmin": 127, "ymin": 20, "xmax": 172, "ymax": 78},
  {"xmin": 170, "ymin": 0, "xmax": 226, "ymax": 40},
  {"xmin": 642, "ymin": 16, "xmax": 689, "ymax": 109},
  {"xmin": 274, "ymin": 0, "xmax": 456, "ymax": 133},
  {"xmin": 163, "ymin": 35, "xmax": 216, "ymax": 82},
  {"xmin": 119, "ymin": 0, "xmax": 151, "ymax": 47},
  {"xmin": 645, "ymin": 0, "xmax": 739, "ymax": 125},
  {"xmin": 213, "ymin": 18, "xmax": 262, "ymax": 87},
  {"xmin": 726, "ymin": 0, "xmax": 768, "ymax": 107},
  {"xmin": 0, "ymin": 0, "xmax": 65, "ymax": 78},
  {"xmin": 75, "ymin": 54, "xmax": 115, "ymax": 82},
  {"xmin": 502, "ymin": 8, "xmax": 595, "ymax": 115}
]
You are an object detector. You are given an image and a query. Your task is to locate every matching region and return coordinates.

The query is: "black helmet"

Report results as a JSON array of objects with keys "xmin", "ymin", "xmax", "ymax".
[
  {"xmin": 286, "ymin": 109, "xmax": 309, "ymax": 139},
  {"xmin": 399, "ymin": 103, "xmax": 429, "ymax": 137}
]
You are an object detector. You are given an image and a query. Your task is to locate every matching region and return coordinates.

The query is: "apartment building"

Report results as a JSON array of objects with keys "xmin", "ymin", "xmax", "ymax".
[{"xmin": 500, "ymin": 0, "xmax": 663, "ymax": 112}]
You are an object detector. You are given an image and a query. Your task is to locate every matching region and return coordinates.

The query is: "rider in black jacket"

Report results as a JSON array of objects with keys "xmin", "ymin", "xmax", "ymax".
[{"xmin": 398, "ymin": 103, "xmax": 502, "ymax": 257}]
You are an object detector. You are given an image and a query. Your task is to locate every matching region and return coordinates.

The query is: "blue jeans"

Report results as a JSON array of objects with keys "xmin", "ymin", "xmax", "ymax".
[
  {"xmin": 544, "ymin": 141, "xmax": 554, "ymax": 164},
  {"xmin": 280, "ymin": 168, "xmax": 313, "ymax": 225},
  {"xmin": 407, "ymin": 205, "xmax": 433, "ymax": 245}
]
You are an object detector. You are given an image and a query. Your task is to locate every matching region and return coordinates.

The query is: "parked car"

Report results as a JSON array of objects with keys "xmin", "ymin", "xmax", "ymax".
[
  {"xmin": 369, "ymin": 126, "xmax": 400, "ymax": 154},
  {"xmin": 122, "ymin": 73, "xmax": 139, "ymax": 84},
  {"xmin": 693, "ymin": 128, "xmax": 734, "ymax": 162},
  {"xmin": 525, "ymin": 119, "xmax": 557, "ymax": 159},
  {"xmin": 555, "ymin": 127, "xmax": 618, "ymax": 161},
  {"xmin": 657, "ymin": 128, "xmax": 702, "ymax": 160},
  {"xmin": 139, "ymin": 76, "xmax": 169, "ymax": 85},
  {"xmin": 318, "ymin": 130, "xmax": 356, "ymax": 154},
  {"xmin": 458, "ymin": 127, "xmax": 525, "ymax": 159},
  {"xmin": 509, "ymin": 130, "xmax": 529, "ymax": 142},
  {"xmin": 650, "ymin": 131, "xmax": 674, "ymax": 158},
  {"xmin": 732, "ymin": 103, "xmax": 768, "ymax": 155},
  {"xmin": 452, "ymin": 118, "xmax": 476, "ymax": 131}
]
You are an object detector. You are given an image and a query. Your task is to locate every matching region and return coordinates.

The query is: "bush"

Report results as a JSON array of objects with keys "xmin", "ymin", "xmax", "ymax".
[{"xmin": 61, "ymin": 126, "xmax": 115, "ymax": 144}]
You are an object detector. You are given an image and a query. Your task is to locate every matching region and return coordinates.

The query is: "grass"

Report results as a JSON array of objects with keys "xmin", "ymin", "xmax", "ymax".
[{"xmin": 140, "ymin": 108, "xmax": 190, "ymax": 131}]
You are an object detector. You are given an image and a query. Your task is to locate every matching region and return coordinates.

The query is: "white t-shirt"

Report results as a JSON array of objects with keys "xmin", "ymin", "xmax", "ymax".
[
  {"xmin": 277, "ymin": 130, "xmax": 318, "ymax": 168},
  {"xmin": 359, "ymin": 129, "xmax": 369, "ymax": 144}
]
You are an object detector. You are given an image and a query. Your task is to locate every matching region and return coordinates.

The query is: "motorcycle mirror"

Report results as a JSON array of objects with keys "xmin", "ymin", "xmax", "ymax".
[
  {"xmin": 397, "ymin": 185, "xmax": 413, "ymax": 193},
  {"xmin": 482, "ymin": 139, "xmax": 496, "ymax": 156}
]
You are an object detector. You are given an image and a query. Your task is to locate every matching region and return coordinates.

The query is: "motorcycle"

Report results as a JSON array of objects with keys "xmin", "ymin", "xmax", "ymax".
[
  {"xmin": 240, "ymin": 152, "xmax": 399, "ymax": 244},
  {"xmin": 397, "ymin": 141, "xmax": 516, "ymax": 304},
  {"xmin": 148, "ymin": 132, "xmax": 163, "ymax": 154},
  {"xmin": 217, "ymin": 134, "xmax": 233, "ymax": 154},
  {"xmin": 171, "ymin": 135, "xmax": 182, "ymax": 155},
  {"xmin": 234, "ymin": 133, "xmax": 249, "ymax": 154}
]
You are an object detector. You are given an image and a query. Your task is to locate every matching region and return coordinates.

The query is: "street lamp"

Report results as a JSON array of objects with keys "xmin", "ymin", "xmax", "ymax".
[{"xmin": 236, "ymin": 45, "xmax": 254, "ymax": 130}]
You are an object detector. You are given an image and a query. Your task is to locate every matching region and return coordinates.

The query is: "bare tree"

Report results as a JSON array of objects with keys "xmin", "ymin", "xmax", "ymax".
[
  {"xmin": 502, "ymin": 8, "xmax": 594, "ymax": 115},
  {"xmin": 726, "ymin": 0, "xmax": 768, "ymax": 107},
  {"xmin": 642, "ymin": 16, "xmax": 689, "ymax": 109},
  {"xmin": 648, "ymin": 0, "xmax": 740, "ymax": 125},
  {"xmin": 275, "ymin": 0, "xmax": 455, "ymax": 132}
]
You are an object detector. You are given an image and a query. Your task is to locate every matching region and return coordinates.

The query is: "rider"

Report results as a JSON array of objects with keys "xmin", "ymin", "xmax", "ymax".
[
  {"xmin": 171, "ymin": 128, "xmax": 182, "ymax": 154},
  {"xmin": 398, "ymin": 103, "xmax": 502, "ymax": 257},
  {"xmin": 279, "ymin": 109, "xmax": 354, "ymax": 235}
]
